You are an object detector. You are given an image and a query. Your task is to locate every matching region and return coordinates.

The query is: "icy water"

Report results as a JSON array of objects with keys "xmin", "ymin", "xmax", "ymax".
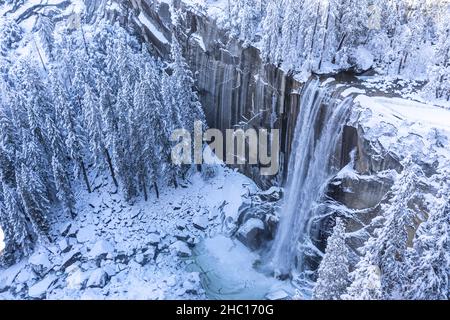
[{"xmin": 190, "ymin": 236, "xmax": 293, "ymax": 300}]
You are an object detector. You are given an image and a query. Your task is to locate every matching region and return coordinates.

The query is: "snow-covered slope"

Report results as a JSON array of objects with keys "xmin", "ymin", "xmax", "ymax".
[{"xmin": 0, "ymin": 167, "xmax": 257, "ymax": 299}]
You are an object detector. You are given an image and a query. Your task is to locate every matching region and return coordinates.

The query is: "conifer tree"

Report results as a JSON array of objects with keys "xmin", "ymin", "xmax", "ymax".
[{"xmin": 313, "ymin": 218, "xmax": 350, "ymax": 300}]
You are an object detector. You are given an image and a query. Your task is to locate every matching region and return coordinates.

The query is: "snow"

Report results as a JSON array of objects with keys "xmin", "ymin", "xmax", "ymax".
[
  {"xmin": 88, "ymin": 240, "xmax": 115, "ymax": 259},
  {"xmin": 355, "ymin": 96, "xmax": 450, "ymax": 133},
  {"xmin": 341, "ymin": 87, "xmax": 366, "ymax": 98},
  {"xmin": 28, "ymin": 274, "xmax": 57, "ymax": 299},
  {"xmin": 238, "ymin": 218, "xmax": 264, "ymax": 235},
  {"xmin": 29, "ymin": 252, "xmax": 52, "ymax": 271},
  {"xmin": 351, "ymin": 93, "xmax": 450, "ymax": 172},
  {"xmin": 86, "ymin": 269, "xmax": 108, "ymax": 288},
  {"xmin": 170, "ymin": 241, "xmax": 192, "ymax": 257},
  {"xmin": 76, "ymin": 225, "xmax": 96, "ymax": 243},
  {"xmin": 191, "ymin": 33, "xmax": 206, "ymax": 51},
  {"xmin": 0, "ymin": 166, "xmax": 258, "ymax": 299},
  {"xmin": 137, "ymin": 12, "xmax": 169, "ymax": 45},
  {"xmin": 353, "ymin": 46, "xmax": 374, "ymax": 71}
]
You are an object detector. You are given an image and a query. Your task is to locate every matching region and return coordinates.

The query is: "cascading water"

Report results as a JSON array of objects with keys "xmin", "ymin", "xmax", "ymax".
[{"xmin": 267, "ymin": 78, "xmax": 352, "ymax": 282}]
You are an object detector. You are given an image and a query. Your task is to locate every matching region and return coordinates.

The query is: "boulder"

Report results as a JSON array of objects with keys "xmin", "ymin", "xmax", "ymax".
[
  {"xmin": 265, "ymin": 289, "xmax": 289, "ymax": 300},
  {"xmin": 170, "ymin": 241, "xmax": 192, "ymax": 258},
  {"xmin": 236, "ymin": 218, "xmax": 266, "ymax": 251},
  {"xmin": 147, "ymin": 233, "xmax": 161, "ymax": 246},
  {"xmin": 174, "ymin": 230, "xmax": 189, "ymax": 241},
  {"xmin": 193, "ymin": 215, "xmax": 208, "ymax": 230},
  {"xmin": 29, "ymin": 252, "xmax": 52, "ymax": 277},
  {"xmin": 28, "ymin": 274, "xmax": 57, "ymax": 299},
  {"xmin": 76, "ymin": 225, "xmax": 96, "ymax": 243},
  {"xmin": 58, "ymin": 238, "xmax": 71, "ymax": 254},
  {"xmin": 66, "ymin": 269, "xmax": 89, "ymax": 290},
  {"xmin": 60, "ymin": 250, "xmax": 82, "ymax": 270},
  {"xmin": 182, "ymin": 272, "xmax": 201, "ymax": 294},
  {"xmin": 88, "ymin": 239, "xmax": 115, "ymax": 261},
  {"xmin": 59, "ymin": 222, "xmax": 72, "ymax": 237},
  {"xmin": 86, "ymin": 269, "xmax": 109, "ymax": 288}
]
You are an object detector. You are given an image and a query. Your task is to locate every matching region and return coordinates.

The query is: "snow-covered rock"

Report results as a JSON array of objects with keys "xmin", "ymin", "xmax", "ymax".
[
  {"xmin": 15, "ymin": 268, "xmax": 34, "ymax": 285},
  {"xmin": 165, "ymin": 275, "xmax": 177, "ymax": 287},
  {"xmin": 182, "ymin": 272, "xmax": 201, "ymax": 294},
  {"xmin": 147, "ymin": 233, "xmax": 161, "ymax": 246},
  {"xmin": 60, "ymin": 250, "xmax": 82, "ymax": 270},
  {"xmin": 174, "ymin": 230, "xmax": 190, "ymax": 241},
  {"xmin": 170, "ymin": 241, "xmax": 192, "ymax": 257},
  {"xmin": 193, "ymin": 215, "xmax": 208, "ymax": 230},
  {"xmin": 58, "ymin": 238, "xmax": 71, "ymax": 254},
  {"xmin": 29, "ymin": 252, "xmax": 52, "ymax": 276},
  {"xmin": 28, "ymin": 274, "xmax": 57, "ymax": 299},
  {"xmin": 59, "ymin": 222, "xmax": 72, "ymax": 237},
  {"xmin": 86, "ymin": 269, "xmax": 109, "ymax": 288},
  {"xmin": 265, "ymin": 289, "xmax": 289, "ymax": 300},
  {"xmin": 66, "ymin": 269, "xmax": 90, "ymax": 290},
  {"xmin": 88, "ymin": 239, "xmax": 115, "ymax": 260},
  {"xmin": 76, "ymin": 225, "xmax": 96, "ymax": 243},
  {"xmin": 236, "ymin": 218, "xmax": 266, "ymax": 251}
]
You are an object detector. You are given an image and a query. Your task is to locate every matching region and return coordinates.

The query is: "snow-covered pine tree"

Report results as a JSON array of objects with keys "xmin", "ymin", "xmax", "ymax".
[
  {"xmin": 0, "ymin": 109, "xmax": 18, "ymax": 186},
  {"xmin": 132, "ymin": 62, "xmax": 167, "ymax": 199},
  {"xmin": 313, "ymin": 218, "xmax": 350, "ymax": 300},
  {"xmin": 342, "ymin": 241, "xmax": 383, "ymax": 300},
  {"xmin": 345, "ymin": 156, "xmax": 423, "ymax": 300},
  {"xmin": 0, "ymin": 182, "xmax": 33, "ymax": 266},
  {"xmin": 45, "ymin": 114, "xmax": 75, "ymax": 217},
  {"xmin": 422, "ymin": 16, "xmax": 450, "ymax": 101},
  {"xmin": 16, "ymin": 163, "xmax": 51, "ymax": 241},
  {"xmin": 406, "ymin": 171, "xmax": 450, "ymax": 300},
  {"xmin": 97, "ymin": 72, "xmax": 119, "ymax": 188},
  {"xmin": 34, "ymin": 14, "xmax": 55, "ymax": 60},
  {"xmin": 0, "ymin": 17, "xmax": 23, "ymax": 57},
  {"xmin": 279, "ymin": 0, "xmax": 304, "ymax": 70},
  {"xmin": 51, "ymin": 71, "xmax": 91, "ymax": 193},
  {"xmin": 333, "ymin": 0, "xmax": 369, "ymax": 67},
  {"xmin": 113, "ymin": 76, "xmax": 136, "ymax": 201},
  {"xmin": 51, "ymin": 155, "xmax": 76, "ymax": 219},
  {"xmin": 169, "ymin": 37, "xmax": 205, "ymax": 134},
  {"xmin": 261, "ymin": 0, "xmax": 283, "ymax": 65}
]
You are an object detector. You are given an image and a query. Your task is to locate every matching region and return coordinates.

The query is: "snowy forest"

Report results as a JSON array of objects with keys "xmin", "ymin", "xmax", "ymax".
[{"xmin": 0, "ymin": 0, "xmax": 449, "ymax": 301}]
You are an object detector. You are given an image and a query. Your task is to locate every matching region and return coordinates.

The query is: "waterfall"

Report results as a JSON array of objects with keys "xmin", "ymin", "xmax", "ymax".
[{"xmin": 267, "ymin": 78, "xmax": 352, "ymax": 279}]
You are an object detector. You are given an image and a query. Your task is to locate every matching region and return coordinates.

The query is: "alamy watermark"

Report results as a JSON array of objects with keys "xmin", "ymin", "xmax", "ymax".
[{"xmin": 170, "ymin": 121, "xmax": 280, "ymax": 176}]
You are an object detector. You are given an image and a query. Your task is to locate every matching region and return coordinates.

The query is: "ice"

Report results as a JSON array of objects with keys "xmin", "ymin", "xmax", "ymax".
[{"xmin": 193, "ymin": 235, "xmax": 293, "ymax": 299}]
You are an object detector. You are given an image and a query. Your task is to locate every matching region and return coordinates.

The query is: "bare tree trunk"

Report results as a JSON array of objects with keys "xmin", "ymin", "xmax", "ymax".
[
  {"xmin": 80, "ymin": 24, "xmax": 89, "ymax": 57},
  {"xmin": 34, "ymin": 38, "xmax": 47, "ymax": 72},
  {"xmin": 80, "ymin": 160, "xmax": 91, "ymax": 193},
  {"xmin": 309, "ymin": 3, "xmax": 322, "ymax": 59},
  {"xmin": 104, "ymin": 148, "xmax": 118, "ymax": 188},
  {"xmin": 142, "ymin": 177, "xmax": 148, "ymax": 202},
  {"xmin": 153, "ymin": 181, "xmax": 159, "ymax": 199}
]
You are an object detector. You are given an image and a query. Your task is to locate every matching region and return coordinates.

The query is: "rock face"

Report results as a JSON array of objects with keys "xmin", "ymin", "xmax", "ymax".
[
  {"xmin": 116, "ymin": 0, "xmax": 420, "ymax": 271},
  {"xmin": 124, "ymin": 0, "xmax": 302, "ymax": 188}
]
